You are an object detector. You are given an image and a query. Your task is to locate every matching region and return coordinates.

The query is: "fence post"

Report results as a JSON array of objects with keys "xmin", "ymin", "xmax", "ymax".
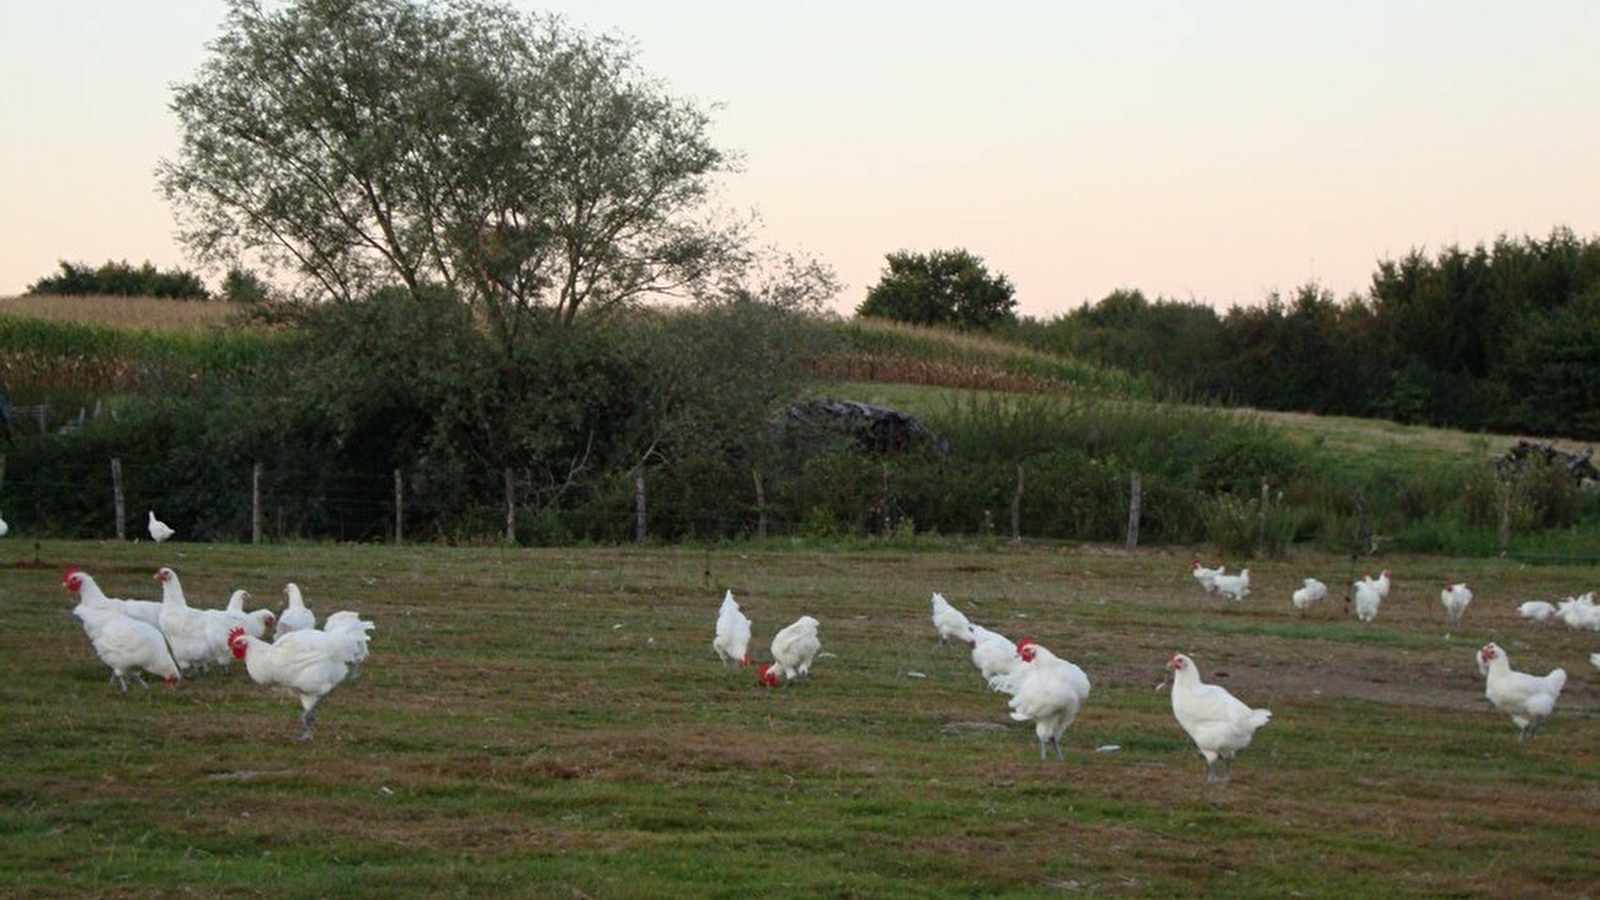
[
  {"xmin": 752, "ymin": 469, "xmax": 767, "ymax": 540},
  {"xmin": 110, "ymin": 458, "xmax": 125, "ymax": 541},
  {"xmin": 634, "ymin": 468, "xmax": 647, "ymax": 545},
  {"xmin": 1257, "ymin": 478, "xmax": 1270, "ymax": 553},
  {"xmin": 0, "ymin": 453, "xmax": 7, "ymax": 495},
  {"xmin": 393, "ymin": 469, "xmax": 403, "ymax": 544},
  {"xmin": 1011, "ymin": 463, "xmax": 1024, "ymax": 543},
  {"xmin": 504, "ymin": 467, "xmax": 516, "ymax": 545},
  {"xmin": 1126, "ymin": 471, "xmax": 1142, "ymax": 550},
  {"xmin": 1498, "ymin": 480, "xmax": 1512, "ymax": 557},
  {"xmin": 252, "ymin": 463, "xmax": 262, "ymax": 545}
]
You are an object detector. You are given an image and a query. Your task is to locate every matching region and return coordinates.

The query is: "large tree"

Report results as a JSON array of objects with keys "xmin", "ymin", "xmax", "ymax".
[
  {"xmin": 857, "ymin": 248, "xmax": 1017, "ymax": 329},
  {"xmin": 159, "ymin": 0, "xmax": 744, "ymax": 342}
]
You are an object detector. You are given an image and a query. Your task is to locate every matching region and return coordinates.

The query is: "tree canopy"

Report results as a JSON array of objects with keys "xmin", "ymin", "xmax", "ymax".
[
  {"xmin": 159, "ymin": 0, "xmax": 744, "ymax": 338},
  {"xmin": 857, "ymin": 249, "xmax": 1017, "ymax": 330}
]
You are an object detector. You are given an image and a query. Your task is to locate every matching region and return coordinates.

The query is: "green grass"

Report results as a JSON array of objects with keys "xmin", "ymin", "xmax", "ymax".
[{"xmin": 1, "ymin": 540, "xmax": 1594, "ymax": 898}]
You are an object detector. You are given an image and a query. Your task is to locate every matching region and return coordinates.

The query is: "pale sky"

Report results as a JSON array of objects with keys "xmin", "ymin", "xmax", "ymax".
[{"xmin": 3, "ymin": 1, "xmax": 1598, "ymax": 317}]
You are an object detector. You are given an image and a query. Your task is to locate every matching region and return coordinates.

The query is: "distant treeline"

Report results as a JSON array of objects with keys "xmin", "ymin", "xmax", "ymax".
[{"xmin": 1005, "ymin": 228, "xmax": 1600, "ymax": 439}]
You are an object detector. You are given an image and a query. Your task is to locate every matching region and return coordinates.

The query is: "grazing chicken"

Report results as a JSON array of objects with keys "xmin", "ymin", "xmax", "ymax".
[
  {"xmin": 1167, "ymin": 653, "xmax": 1272, "ymax": 783},
  {"xmin": 1212, "ymin": 569, "xmax": 1250, "ymax": 601},
  {"xmin": 1291, "ymin": 578, "xmax": 1327, "ymax": 611},
  {"xmin": 712, "ymin": 590, "xmax": 753, "ymax": 666},
  {"xmin": 1440, "ymin": 582, "xmax": 1472, "ymax": 624},
  {"xmin": 930, "ymin": 592, "xmax": 976, "ymax": 646},
  {"xmin": 970, "ymin": 624, "xmax": 1021, "ymax": 682},
  {"xmin": 65, "ymin": 569, "xmax": 180, "ymax": 689},
  {"xmin": 147, "ymin": 510, "xmax": 175, "ymax": 543},
  {"xmin": 60, "ymin": 567, "xmax": 162, "ymax": 626},
  {"xmin": 229, "ymin": 624, "xmax": 368, "ymax": 740},
  {"xmin": 1003, "ymin": 639, "xmax": 1091, "ymax": 760},
  {"xmin": 1476, "ymin": 643, "xmax": 1566, "ymax": 741},
  {"xmin": 758, "ymin": 615, "xmax": 820, "ymax": 687},
  {"xmin": 276, "ymin": 582, "xmax": 317, "ymax": 636},
  {"xmin": 321, "ymin": 610, "xmax": 376, "ymax": 678},
  {"xmin": 155, "ymin": 566, "xmax": 220, "ymax": 675},
  {"xmin": 1353, "ymin": 579, "xmax": 1383, "ymax": 623},
  {"xmin": 1517, "ymin": 600, "xmax": 1556, "ymax": 622},
  {"xmin": 1191, "ymin": 561, "xmax": 1223, "ymax": 594}
]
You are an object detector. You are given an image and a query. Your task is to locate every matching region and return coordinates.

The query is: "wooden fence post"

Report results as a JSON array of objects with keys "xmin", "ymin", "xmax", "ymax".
[
  {"xmin": 393, "ymin": 469, "xmax": 404, "ymax": 544},
  {"xmin": 1011, "ymin": 463, "xmax": 1024, "ymax": 543},
  {"xmin": 110, "ymin": 458, "xmax": 125, "ymax": 541},
  {"xmin": 504, "ymin": 467, "xmax": 516, "ymax": 544},
  {"xmin": 634, "ymin": 469, "xmax": 647, "ymax": 545},
  {"xmin": 1257, "ymin": 478, "xmax": 1270, "ymax": 553},
  {"xmin": 753, "ymin": 469, "xmax": 767, "ymax": 540},
  {"xmin": 1125, "ymin": 471, "xmax": 1142, "ymax": 550},
  {"xmin": 252, "ymin": 463, "xmax": 262, "ymax": 545}
]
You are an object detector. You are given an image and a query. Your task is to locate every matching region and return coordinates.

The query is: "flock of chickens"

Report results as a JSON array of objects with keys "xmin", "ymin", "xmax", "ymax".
[
  {"xmin": 63, "ymin": 566, "xmax": 374, "ymax": 740},
  {"xmin": 717, "ymin": 562, "xmax": 1591, "ymax": 783}
]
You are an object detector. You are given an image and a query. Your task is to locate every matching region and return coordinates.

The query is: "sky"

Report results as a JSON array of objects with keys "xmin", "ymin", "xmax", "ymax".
[{"xmin": 3, "ymin": 1, "xmax": 1598, "ymax": 318}]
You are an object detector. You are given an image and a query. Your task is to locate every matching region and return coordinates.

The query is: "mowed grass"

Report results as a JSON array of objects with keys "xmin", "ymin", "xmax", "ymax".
[{"xmin": 1, "ymin": 540, "xmax": 1595, "ymax": 899}]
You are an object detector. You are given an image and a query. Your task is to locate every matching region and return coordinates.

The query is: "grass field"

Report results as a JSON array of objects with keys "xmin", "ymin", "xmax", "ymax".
[
  {"xmin": 0, "ymin": 294, "xmax": 246, "ymax": 333},
  {"xmin": 2, "ymin": 539, "xmax": 1595, "ymax": 898}
]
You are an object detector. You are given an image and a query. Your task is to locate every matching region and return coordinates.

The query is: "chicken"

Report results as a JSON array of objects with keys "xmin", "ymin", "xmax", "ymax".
[
  {"xmin": 321, "ymin": 610, "xmax": 376, "ymax": 678},
  {"xmin": 1357, "ymin": 568, "xmax": 1392, "ymax": 599},
  {"xmin": 970, "ymin": 624, "xmax": 1021, "ymax": 682},
  {"xmin": 0, "ymin": 511, "xmax": 9, "ymax": 537},
  {"xmin": 1590, "ymin": 652, "xmax": 1600, "ymax": 671},
  {"xmin": 1353, "ymin": 579, "xmax": 1382, "ymax": 623},
  {"xmin": 1212, "ymin": 569, "xmax": 1250, "ymax": 601},
  {"xmin": 1291, "ymin": 578, "xmax": 1327, "ymax": 611},
  {"xmin": 1191, "ymin": 561, "xmax": 1223, "ymax": 594},
  {"xmin": 712, "ymin": 590, "xmax": 753, "ymax": 666},
  {"xmin": 60, "ymin": 567, "xmax": 163, "ymax": 626},
  {"xmin": 276, "ymin": 582, "xmax": 317, "ymax": 636},
  {"xmin": 202, "ymin": 590, "xmax": 277, "ymax": 672},
  {"xmin": 1167, "ymin": 653, "xmax": 1272, "ymax": 782},
  {"xmin": 1517, "ymin": 600, "xmax": 1556, "ymax": 622},
  {"xmin": 1476, "ymin": 643, "xmax": 1566, "ymax": 741},
  {"xmin": 758, "ymin": 615, "xmax": 820, "ymax": 687},
  {"xmin": 1440, "ymin": 582, "xmax": 1472, "ymax": 624},
  {"xmin": 155, "ymin": 566, "xmax": 221, "ymax": 675},
  {"xmin": 1554, "ymin": 592, "xmax": 1600, "ymax": 631},
  {"xmin": 930, "ymin": 592, "xmax": 976, "ymax": 646},
  {"xmin": 229, "ymin": 624, "xmax": 368, "ymax": 740},
  {"xmin": 147, "ymin": 510, "xmax": 175, "ymax": 543},
  {"xmin": 65, "ymin": 569, "xmax": 180, "ymax": 689},
  {"xmin": 1002, "ymin": 639, "xmax": 1091, "ymax": 760}
]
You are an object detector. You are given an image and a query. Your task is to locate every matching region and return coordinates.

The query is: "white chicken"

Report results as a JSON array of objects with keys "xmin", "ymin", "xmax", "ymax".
[
  {"xmin": 65, "ymin": 568, "xmax": 181, "ymax": 689},
  {"xmin": 1291, "ymin": 578, "xmax": 1327, "ymax": 611},
  {"xmin": 1356, "ymin": 568, "xmax": 1392, "ymax": 599},
  {"xmin": 1212, "ymin": 569, "xmax": 1250, "ymax": 601},
  {"xmin": 60, "ymin": 567, "xmax": 163, "ymax": 626},
  {"xmin": 758, "ymin": 615, "xmax": 820, "ymax": 687},
  {"xmin": 1517, "ymin": 600, "xmax": 1556, "ymax": 622},
  {"xmin": 1554, "ymin": 592, "xmax": 1600, "ymax": 631},
  {"xmin": 970, "ymin": 624, "xmax": 1021, "ymax": 682},
  {"xmin": 1439, "ymin": 582, "xmax": 1472, "ymax": 625},
  {"xmin": 1476, "ymin": 643, "xmax": 1566, "ymax": 741},
  {"xmin": 1353, "ymin": 579, "xmax": 1383, "ymax": 623},
  {"xmin": 321, "ymin": 610, "xmax": 376, "ymax": 678},
  {"xmin": 0, "ymin": 511, "xmax": 9, "ymax": 537},
  {"xmin": 202, "ymin": 590, "xmax": 277, "ymax": 672},
  {"xmin": 156, "ymin": 566, "xmax": 221, "ymax": 675},
  {"xmin": 1191, "ymin": 561, "xmax": 1223, "ymax": 594},
  {"xmin": 712, "ymin": 590, "xmax": 753, "ymax": 666},
  {"xmin": 276, "ymin": 582, "xmax": 317, "ymax": 636},
  {"xmin": 1002, "ymin": 639, "xmax": 1091, "ymax": 760},
  {"xmin": 147, "ymin": 510, "xmax": 175, "ymax": 543},
  {"xmin": 930, "ymin": 592, "xmax": 976, "ymax": 646},
  {"xmin": 1167, "ymin": 653, "xmax": 1272, "ymax": 783},
  {"xmin": 229, "ymin": 624, "xmax": 368, "ymax": 740},
  {"xmin": 1590, "ymin": 652, "xmax": 1600, "ymax": 671}
]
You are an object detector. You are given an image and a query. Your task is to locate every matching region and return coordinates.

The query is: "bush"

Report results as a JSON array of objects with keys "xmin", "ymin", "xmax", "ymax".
[{"xmin": 28, "ymin": 260, "xmax": 210, "ymax": 299}]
